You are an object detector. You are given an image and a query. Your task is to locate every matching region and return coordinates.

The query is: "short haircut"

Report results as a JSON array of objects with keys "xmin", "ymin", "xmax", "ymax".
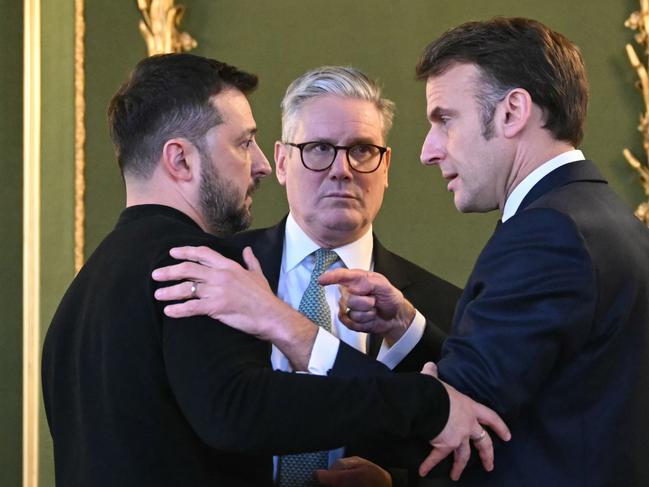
[
  {"xmin": 108, "ymin": 53, "xmax": 258, "ymax": 178},
  {"xmin": 280, "ymin": 66, "xmax": 395, "ymax": 142},
  {"xmin": 416, "ymin": 17, "xmax": 589, "ymax": 145}
]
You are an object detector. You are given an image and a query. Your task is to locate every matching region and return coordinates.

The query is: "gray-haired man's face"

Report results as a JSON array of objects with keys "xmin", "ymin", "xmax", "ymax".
[{"xmin": 275, "ymin": 95, "xmax": 391, "ymax": 248}]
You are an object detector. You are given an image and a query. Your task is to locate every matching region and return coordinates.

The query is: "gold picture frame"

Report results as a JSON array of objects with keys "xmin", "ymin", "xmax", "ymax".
[{"xmin": 624, "ymin": 0, "xmax": 649, "ymax": 225}]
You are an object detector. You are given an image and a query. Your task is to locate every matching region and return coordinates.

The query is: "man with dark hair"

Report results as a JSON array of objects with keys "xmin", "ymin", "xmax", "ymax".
[
  {"xmin": 42, "ymin": 53, "xmax": 508, "ymax": 487},
  {"xmin": 320, "ymin": 17, "xmax": 649, "ymax": 486}
]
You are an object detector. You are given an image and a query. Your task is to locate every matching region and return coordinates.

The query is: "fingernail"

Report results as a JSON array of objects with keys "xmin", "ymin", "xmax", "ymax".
[{"xmin": 151, "ymin": 270, "xmax": 160, "ymax": 279}]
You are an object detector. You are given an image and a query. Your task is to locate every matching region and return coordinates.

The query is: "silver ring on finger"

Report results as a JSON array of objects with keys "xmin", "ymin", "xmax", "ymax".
[
  {"xmin": 471, "ymin": 429, "xmax": 486, "ymax": 442},
  {"xmin": 190, "ymin": 281, "xmax": 198, "ymax": 299}
]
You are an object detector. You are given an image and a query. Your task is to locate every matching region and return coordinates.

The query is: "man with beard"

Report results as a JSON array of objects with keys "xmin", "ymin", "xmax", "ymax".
[{"xmin": 42, "ymin": 53, "xmax": 508, "ymax": 487}]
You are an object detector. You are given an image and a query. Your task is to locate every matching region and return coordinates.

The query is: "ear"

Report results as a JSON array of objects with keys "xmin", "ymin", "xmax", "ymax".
[
  {"xmin": 382, "ymin": 146, "xmax": 391, "ymax": 189},
  {"xmin": 161, "ymin": 138, "xmax": 199, "ymax": 183},
  {"xmin": 274, "ymin": 141, "xmax": 288, "ymax": 186},
  {"xmin": 500, "ymin": 88, "xmax": 533, "ymax": 139}
]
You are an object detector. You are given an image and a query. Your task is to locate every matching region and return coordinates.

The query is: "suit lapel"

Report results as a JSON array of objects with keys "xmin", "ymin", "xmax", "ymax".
[
  {"xmin": 368, "ymin": 236, "xmax": 412, "ymax": 357},
  {"xmin": 251, "ymin": 220, "xmax": 286, "ymax": 294},
  {"xmin": 228, "ymin": 219, "xmax": 287, "ymax": 362},
  {"xmin": 518, "ymin": 160, "xmax": 606, "ymax": 214},
  {"xmin": 373, "ymin": 235, "xmax": 411, "ymax": 290},
  {"xmin": 231, "ymin": 217, "xmax": 286, "ymax": 294}
]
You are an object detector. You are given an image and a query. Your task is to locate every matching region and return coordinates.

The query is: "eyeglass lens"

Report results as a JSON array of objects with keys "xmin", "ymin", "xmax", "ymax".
[{"xmin": 301, "ymin": 142, "xmax": 382, "ymax": 172}]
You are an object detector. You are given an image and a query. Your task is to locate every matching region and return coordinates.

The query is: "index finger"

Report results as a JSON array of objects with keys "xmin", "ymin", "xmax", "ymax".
[
  {"xmin": 151, "ymin": 261, "xmax": 206, "ymax": 282},
  {"xmin": 319, "ymin": 268, "xmax": 373, "ymax": 295}
]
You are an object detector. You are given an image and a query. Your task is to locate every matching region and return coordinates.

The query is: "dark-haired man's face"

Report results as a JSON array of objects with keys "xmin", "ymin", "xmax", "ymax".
[
  {"xmin": 198, "ymin": 89, "xmax": 271, "ymax": 237},
  {"xmin": 420, "ymin": 63, "xmax": 512, "ymax": 213}
]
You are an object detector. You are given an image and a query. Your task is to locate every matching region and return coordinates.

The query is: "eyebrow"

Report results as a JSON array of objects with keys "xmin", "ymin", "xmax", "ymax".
[
  {"xmin": 304, "ymin": 136, "xmax": 381, "ymax": 145},
  {"xmin": 428, "ymin": 107, "xmax": 457, "ymax": 121},
  {"xmin": 240, "ymin": 127, "xmax": 257, "ymax": 138}
]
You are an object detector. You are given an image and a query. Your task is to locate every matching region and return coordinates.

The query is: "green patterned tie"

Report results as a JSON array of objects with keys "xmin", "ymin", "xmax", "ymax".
[
  {"xmin": 297, "ymin": 249, "xmax": 339, "ymax": 331},
  {"xmin": 278, "ymin": 248, "xmax": 338, "ymax": 487}
]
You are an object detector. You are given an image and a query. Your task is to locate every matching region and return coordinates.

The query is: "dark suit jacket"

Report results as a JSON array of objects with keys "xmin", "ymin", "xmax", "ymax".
[
  {"xmin": 436, "ymin": 161, "xmax": 649, "ymax": 486},
  {"xmin": 230, "ymin": 219, "xmax": 462, "ymax": 485},
  {"xmin": 41, "ymin": 205, "xmax": 450, "ymax": 487},
  {"xmin": 230, "ymin": 218, "xmax": 461, "ymax": 364}
]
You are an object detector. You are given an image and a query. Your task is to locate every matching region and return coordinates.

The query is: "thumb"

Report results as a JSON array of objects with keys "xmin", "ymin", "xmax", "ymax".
[
  {"xmin": 313, "ymin": 468, "xmax": 336, "ymax": 485},
  {"xmin": 420, "ymin": 361, "xmax": 438, "ymax": 378},
  {"xmin": 242, "ymin": 247, "xmax": 263, "ymax": 276}
]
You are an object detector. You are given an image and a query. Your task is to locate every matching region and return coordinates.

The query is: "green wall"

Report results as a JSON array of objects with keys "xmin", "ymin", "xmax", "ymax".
[
  {"xmin": 83, "ymin": 0, "xmax": 646, "ymax": 287},
  {"xmin": 0, "ymin": 2, "xmax": 23, "ymax": 486},
  {"xmin": 38, "ymin": 1, "xmax": 77, "ymax": 483}
]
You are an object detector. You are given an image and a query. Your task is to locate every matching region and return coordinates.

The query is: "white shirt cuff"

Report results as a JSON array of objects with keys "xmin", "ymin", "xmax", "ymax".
[
  {"xmin": 307, "ymin": 327, "xmax": 341, "ymax": 375},
  {"xmin": 376, "ymin": 310, "xmax": 426, "ymax": 370}
]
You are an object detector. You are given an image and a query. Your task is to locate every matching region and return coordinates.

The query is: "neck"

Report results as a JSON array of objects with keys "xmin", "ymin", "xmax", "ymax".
[
  {"xmin": 125, "ymin": 175, "xmax": 208, "ymax": 232},
  {"xmin": 501, "ymin": 137, "xmax": 575, "ymax": 211},
  {"xmin": 298, "ymin": 221, "xmax": 368, "ymax": 249}
]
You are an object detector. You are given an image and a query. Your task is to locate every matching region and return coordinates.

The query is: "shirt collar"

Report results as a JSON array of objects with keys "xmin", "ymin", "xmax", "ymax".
[
  {"xmin": 283, "ymin": 213, "xmax": 373, "ymax": 272},
  {"xmin": 502, "ymin": 149, "xmax": 585, "ymax": 222}
]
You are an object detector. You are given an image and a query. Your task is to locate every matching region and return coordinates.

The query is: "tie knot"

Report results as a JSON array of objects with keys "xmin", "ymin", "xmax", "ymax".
[{"xmin": 313, "ymin": 248, "xmax": 338, "ymax": 276}]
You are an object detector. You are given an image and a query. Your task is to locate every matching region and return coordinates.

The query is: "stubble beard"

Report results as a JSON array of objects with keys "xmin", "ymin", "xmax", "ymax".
[{"xmin": 198, "ymin": 154, "xmax": 259, "ymax": 238}]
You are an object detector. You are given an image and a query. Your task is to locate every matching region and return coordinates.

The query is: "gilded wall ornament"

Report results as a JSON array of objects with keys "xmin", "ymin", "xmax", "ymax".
[
  {"xmin": 137, "ymin": 0, "xmax": 197, "ymax": 55},
  {"xmin": 624, "ymin": 0, "xmax": 649, "ymax": 225}
]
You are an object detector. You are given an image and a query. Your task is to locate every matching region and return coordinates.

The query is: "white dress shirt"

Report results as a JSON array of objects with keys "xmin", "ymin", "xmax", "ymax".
[
  {"xmin": 272, "ymin": 213, "xmax": 426, "ymax": 469},
  {"xmin": 502, "ymin": 150, "xmax": 585, "ymax": 222}
]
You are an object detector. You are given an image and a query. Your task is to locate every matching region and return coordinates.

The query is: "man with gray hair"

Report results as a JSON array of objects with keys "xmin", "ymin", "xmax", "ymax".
[
  {"xmin": 154, "ymin": 66, "xmax": 466, "ymax": 486},
  {"xmin": 244, "ymin": 66, "xmax": 461, "ymax": 486}
]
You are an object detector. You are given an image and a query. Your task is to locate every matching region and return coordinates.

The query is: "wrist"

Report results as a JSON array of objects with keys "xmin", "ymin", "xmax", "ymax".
[
  {"xmin": 266, "ymin": 304, "xmax": 318, "ymax": 371},
  {"xmin": 383, "ymin": 300, "xmax": 416, "ymax": 346}
]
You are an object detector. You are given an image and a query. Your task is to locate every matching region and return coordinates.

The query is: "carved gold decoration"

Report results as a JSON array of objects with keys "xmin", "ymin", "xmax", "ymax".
[
  {"xmin": 137, "ymin": 0, "xmax": 197, "ymax": 55},
  {"xmin": 624, "ymin": 0, "xmax": 649, "ymax": 225},
  {"xmin": 23, "ymin": 0, "xmax": 41, "ymax": 485},
  {"xmin": 75, "ymin": 0, "xmax": 86, "ymax": 273}
]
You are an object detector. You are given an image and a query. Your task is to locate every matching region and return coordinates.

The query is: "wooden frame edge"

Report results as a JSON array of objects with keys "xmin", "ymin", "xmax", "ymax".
[
  {"xmin": 74, "ymin": 0, "xmax": 85, "ymax": 273},
  {"xmin": 22, "ymin": 0, "xmax": 41, "ymax": 485}
]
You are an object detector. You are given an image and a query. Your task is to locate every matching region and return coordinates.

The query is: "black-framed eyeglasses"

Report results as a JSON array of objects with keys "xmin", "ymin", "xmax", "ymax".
[{"xmin": 284, "ymin": 141, "xmax": 387, "ymax": 173}]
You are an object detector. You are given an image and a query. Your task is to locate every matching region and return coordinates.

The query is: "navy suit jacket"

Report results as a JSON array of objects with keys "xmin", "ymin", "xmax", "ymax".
[
  {"xmin": 229, "ymin": 219, "xmax": 462, "ymax": 484},
  {"xmin": 436, "ymin": 161, "xmax": 649, "ymax": 486}
]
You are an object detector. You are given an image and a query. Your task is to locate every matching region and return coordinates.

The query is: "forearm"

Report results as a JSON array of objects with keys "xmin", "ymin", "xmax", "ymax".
[
  {"xmin": 163, "ymin": 316, "xmax": 450, "ymax": 454},
  {"xmin": 260, "ymin": 303, "xmax": 318, "ymax": 371}
]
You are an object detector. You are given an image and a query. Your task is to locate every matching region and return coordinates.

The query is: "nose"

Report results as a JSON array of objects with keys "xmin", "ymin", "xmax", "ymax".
[
  {"xmin": 328, "ymin": 148, "xmax": 353, "ymax": 180},
  {"xmin": 420, "ymin": 127, "xmax": 444, "ymax": 167},
  {"xmin": 252, "ymin": 141, "xmax": 272, "ymax": 178}
]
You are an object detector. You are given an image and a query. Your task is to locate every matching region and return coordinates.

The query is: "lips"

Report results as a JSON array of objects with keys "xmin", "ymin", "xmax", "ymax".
[
  {"xmin": 442, "ymin": 173, "xmax": 458, "ymax": 192},
  {"xmin": 323, "ymin": 192, "xmax": 358, "ymax": 199}
]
